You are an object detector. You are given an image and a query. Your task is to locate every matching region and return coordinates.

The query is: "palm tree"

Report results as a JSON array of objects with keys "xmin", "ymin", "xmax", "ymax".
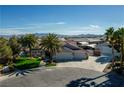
[
  {"xmin": 20, "ymin": 34, "xmax": 37, "ymax": 57},
  {"xmin": 40, "ymin": 33, "xmax": 61, "ymax": 63},
  {"xmin": 117, "ymin": 28, "xmax": 124, "ymax": 69},
  {"xmin": 8, "ymin": 36, "xmax": 21, "ymax": 62},
  {"xmin": 105, "ymin": 27, "xmax": 116, "ymax": 66}
]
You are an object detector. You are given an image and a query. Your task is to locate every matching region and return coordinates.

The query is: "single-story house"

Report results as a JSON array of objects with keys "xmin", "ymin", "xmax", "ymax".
[
  {"xmin": 19, "ymin": 48, "xmax": 43, "ymax": 57},
  {"xmin": 87, "ymin": 38, "xmax": 104, "ymax": 44},
  {"xmin": 53, "ymin": 41, "xmax": 88, "ymax": 61},
  {"xmin": 96, "ymin": 43, "xmax": 120, "ymax": 56},
  {"xmin": 67, "ymin": 37, "xmax": 104, "ymax": 46}
]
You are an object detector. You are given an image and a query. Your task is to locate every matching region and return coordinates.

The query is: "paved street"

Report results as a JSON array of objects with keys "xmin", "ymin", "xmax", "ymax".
[{"xmin": 0, "ymin": 67, "xmax": 124, "ymax": 87}]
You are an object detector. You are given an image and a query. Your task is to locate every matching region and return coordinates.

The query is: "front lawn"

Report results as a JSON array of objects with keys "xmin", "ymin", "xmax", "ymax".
[{"xmin": 14, "ymin": 57, "xmax": 41, "ymax": 70}]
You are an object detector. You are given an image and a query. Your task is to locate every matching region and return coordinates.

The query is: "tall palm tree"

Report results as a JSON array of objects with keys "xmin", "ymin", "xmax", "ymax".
[
  {"xmin": 105, "ymin": 27, "xmax": 116, "ymax": 66},
  {"xmin": 41, "ymin": 33, "xmax": 61, "ymax": 63},
  {"xmin": 117, "ymin": 28, "xmax": 124, "ymax": 69},
  {"xmin": 20, "ymin": 34, "xmax": 37, "ymax": 57}
]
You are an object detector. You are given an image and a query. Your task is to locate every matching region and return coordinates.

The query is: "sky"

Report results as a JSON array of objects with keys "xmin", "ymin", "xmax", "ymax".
[{"xmin": 0, "ymin": 5, "xmax": 124, "ymax": 35}]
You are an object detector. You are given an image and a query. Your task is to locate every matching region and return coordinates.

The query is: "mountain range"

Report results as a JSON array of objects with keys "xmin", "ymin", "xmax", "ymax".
[{"xmin": 0, "ymin": 33, "xmax": 103, "ymax": 38}]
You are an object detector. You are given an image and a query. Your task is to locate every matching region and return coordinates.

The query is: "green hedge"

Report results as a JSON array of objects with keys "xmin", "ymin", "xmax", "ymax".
[{"xmin": 14, "ymin": 58, "xmax": 40, "ymax": 70}]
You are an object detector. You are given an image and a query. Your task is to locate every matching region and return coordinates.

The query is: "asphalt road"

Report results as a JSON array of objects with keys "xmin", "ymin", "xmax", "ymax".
[{"xmin": 0, "ymin": 67, "xmax": 124, "ymax": 87}]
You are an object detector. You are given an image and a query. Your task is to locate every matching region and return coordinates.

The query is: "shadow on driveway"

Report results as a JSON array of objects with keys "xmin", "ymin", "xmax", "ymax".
[
  {"xmin": 66, "ymin": 72, "xmax": 124, "ymax": 87},
  {"xmin": 8, "ymin": 68, "xmax": 41, "ymax": 77}
]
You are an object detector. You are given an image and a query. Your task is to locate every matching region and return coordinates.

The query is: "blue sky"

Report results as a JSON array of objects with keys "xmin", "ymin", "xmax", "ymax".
[{"xmin": 0, "ymin": 5, "xmax": 124, "ymax": 35}]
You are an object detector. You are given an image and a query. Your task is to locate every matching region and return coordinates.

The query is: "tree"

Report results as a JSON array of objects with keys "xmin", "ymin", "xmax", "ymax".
[
  {"xmin": 117, "ymin": 28, "xmax": 124, "ymax": 69},
  {"xmin": 20, "ymin": 34, "xmax": 37, "ymax": 57},
  {"xmin": 41, "ymin": 33, "xmax": 61, "ymax": 63},
  {"xmin": 8, "ymin": 36, "xmax": 21, "ymax": 62},
  {"xmin": 0, "ymin": 37, "xmax": 8, "ymax": 47},
  {"xmin": 105, "ymin": 27, "xmax": 116, "ymax": 66},
  {"xmin": 0, "ymin": 38, "xmax": 13, "ymax": 64}
]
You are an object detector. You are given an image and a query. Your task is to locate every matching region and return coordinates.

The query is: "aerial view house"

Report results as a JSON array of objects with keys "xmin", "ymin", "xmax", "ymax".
[{"xmin": 0, "ymin": 5, "xmax": 124, "ymax": 88}]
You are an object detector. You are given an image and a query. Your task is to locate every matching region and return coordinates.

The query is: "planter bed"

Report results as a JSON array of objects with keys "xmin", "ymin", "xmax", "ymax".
[{"xmin": 14, "ymin": 58, "xmax": 41, "ymax": 70}]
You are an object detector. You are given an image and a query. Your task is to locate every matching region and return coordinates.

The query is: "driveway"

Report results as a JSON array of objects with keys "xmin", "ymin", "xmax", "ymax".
[
  {"xmin": 0, "ymin": 67, "xmax": 124, "ymax": 87},
  {"xmin": 56, "ymin": 56, "xmax": 109, "ymax": 72}
]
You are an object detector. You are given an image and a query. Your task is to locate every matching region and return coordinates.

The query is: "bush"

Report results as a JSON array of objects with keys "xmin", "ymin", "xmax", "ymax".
[
  {"xmin": 115, "ymin": 68, "xmax": 123, "ymax": 74},
  {"xmin": 0, "ymin": 64, "xmax": 3, "ymax": 69},
  {"xmin": 45, "ymin": 62, "xmax": 56, "ymax": 67},
  {"xmin": 82, "ymin": 53, "xmax": 89, "ymax": 60},
  {"xmin": 8, "ymin": 63, "xmax": 15, "ymax": 71},
  {"xmin": 14, "ymin": 58, "xmax": 40, "ymax": 70},
  {"xmin": 85, "ymin": 55, "xmax": 89, "ymax": 60}
]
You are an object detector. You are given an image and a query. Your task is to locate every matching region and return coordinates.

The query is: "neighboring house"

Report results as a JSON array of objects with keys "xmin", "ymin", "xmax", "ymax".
[
  {"xmin": 87, "ymin": 38, "xmax": 104, "ymax": 44},
  {"xmin": 31, "ymin": 48, "xmax": 42, "ymax": 57},
  {"xmin": 20, "ymin": 48, "xmax": 43, "ymax": 57},
  {"xmin": 96, "ymin": 43, "xmax": 120, "ymax": 56},
  {"xmin": 53, "ymin": 41, "xmax": 88, "ymax": 61},
  {"xmin": 68, "ymin": 37, "xmax": 104, "ymax": 46}
]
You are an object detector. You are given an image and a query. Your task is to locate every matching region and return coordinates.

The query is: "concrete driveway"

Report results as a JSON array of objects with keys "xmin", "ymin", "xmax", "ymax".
[
  {"xmin": 56, "ymin": 56, "xmax": 109, "ymax": 72},
  {"xmin": 0, "ymin": 67, "xmax": 124, "ymax": 87}
]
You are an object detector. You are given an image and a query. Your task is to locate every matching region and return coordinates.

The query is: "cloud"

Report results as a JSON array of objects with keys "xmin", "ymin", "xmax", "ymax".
[
  {"xmin": 89, "ymin": 25, "xmax": 100, "ymax": 28},
  {"xmin": 0, "ymin": 21, "xmax": 67, "ymax": 35},
  {"xmin": 68, "ymin": 24, "xmax": 101, "ymax": 31},
  {"xmin": 0, "ymin": 28, "xmax": 32, "ymax": 35},
  {"xmin": 55, "ymin": 22, "xmax": 66, "ymax": 25},
  {"xmin": 0, "ymin": 24, "xmax": 103, "ymax": 35},
  {"xmin": 58, "ymin": 25, "xmax": 103, "ymax": 35},
  {"xmin": 27, "ymin": 21, "xmax": 66, "ymax": 26}
]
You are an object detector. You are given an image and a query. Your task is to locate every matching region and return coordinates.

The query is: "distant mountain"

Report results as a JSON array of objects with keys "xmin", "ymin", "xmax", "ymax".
[
  {"xmin": 34, "ymin": 33, "xmax": 49, "ymax": 37},
  {"xmin": 34, "ymin": 33, "xmax": 69, "ymax": 38},
  {"xmin": 0, "ymin": 33, "xmax": 103, "ymax": 38},
  {"xmin": 75, "ymin": 34, "xmax": 103, "ymax": 38},
  {"xmin": 0, "ymin": 35, "xmax": 13, "ymax": 39}
]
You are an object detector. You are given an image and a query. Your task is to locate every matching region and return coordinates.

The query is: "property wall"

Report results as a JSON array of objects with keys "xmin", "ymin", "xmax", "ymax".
[
  {"xmin": 73, "ymin": 52, "xmax": 86, "ymax": 60},
  {"xmin": 53, "ymin": 51, "xmax": 86, "ymax": 61},
  {"xmin": 53, "ymin": 52, "xmax": 73, "ymax": 61}
]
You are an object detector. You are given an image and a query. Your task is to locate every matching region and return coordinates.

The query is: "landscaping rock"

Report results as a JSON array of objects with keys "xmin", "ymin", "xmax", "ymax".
[{"xmin": 1, "ymin": 66, "xmax": 10, "ymax": 73}]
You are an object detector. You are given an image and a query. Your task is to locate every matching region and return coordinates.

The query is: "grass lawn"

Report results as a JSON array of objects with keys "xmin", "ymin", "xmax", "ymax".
[{"xmin": 14, "ymin": 57, "xmax": 41, "ymax": 70}]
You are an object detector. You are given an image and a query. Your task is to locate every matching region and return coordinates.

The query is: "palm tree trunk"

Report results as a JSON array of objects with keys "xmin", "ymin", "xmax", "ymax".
[
  {"xmin": 112, "ymin": 43, "xmax": 115, "ymax": 67},
  {"xmin": 29, "ymin": 47, "xmax": 32, "ymax": 58},
  {"xmin": 49, "ymin": 52, "xmax": 53, "ymax": 64},
  {"xmin": 120, "ymin": 42, "xmax": 124, "ymax": 69}
]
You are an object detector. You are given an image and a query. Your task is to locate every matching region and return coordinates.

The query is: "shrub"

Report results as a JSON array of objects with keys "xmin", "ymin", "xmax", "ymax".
[
  {"xmin": 14, "ymin": 58, "xmax": 40, "ymax": 70},
  {"xmin": 0, "ymin": 64, "xmax": 3, "ymax": 69},
  {"xmin": 45, "ymin": 62, "xmax": 56, "ymax": 67},
  {"xmin": 83, "ymin": 53, "xmax": 89, "ymax": 60}
]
